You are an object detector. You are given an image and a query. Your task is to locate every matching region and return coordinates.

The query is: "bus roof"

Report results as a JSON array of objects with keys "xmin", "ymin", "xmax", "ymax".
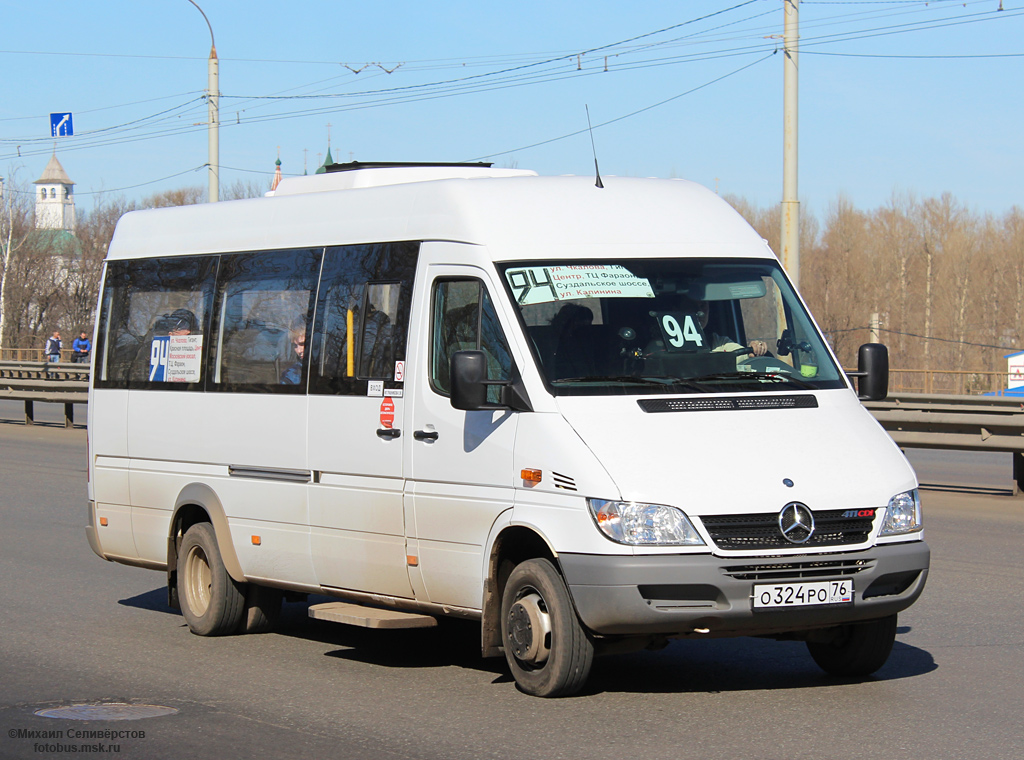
[{"xmin": 106, "ymin": 172, "xmax": 772, "ymax": 262}]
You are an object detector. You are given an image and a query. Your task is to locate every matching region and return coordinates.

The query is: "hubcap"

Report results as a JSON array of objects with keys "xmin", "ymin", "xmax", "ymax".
[
  {"xmin": 507, "ymin": 592, "xmax": 552, "ymax": 665},
  {"xmin": 184, "ymin": 545, "xmax": 212, "ymax": 616}
]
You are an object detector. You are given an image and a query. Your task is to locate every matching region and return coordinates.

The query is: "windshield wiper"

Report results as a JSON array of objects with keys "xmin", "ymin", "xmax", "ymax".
[
  {"xmin": 688, "ymin": 371, "xmax": 817, "ymax": 391},
  {"xmin": 553, "ymin": 375, "xmax": 715, "ymax": 393}
]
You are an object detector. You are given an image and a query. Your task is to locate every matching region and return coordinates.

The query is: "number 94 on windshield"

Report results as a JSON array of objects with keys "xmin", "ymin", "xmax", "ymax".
[{"xmin": 752, "ymin": 580, "xmax": 853, "ymax": 609}]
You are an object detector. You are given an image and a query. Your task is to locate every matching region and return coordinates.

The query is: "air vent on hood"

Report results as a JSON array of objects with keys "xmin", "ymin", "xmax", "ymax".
[{"xmin": 637, "ymin": 395, "xmax": 818, "ymax": 413}]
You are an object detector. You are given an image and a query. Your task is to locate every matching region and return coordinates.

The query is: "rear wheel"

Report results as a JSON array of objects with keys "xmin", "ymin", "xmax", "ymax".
[
  {"xmin": 177, "ymin": 522, "xmax": 245, "ymax": 636},
  {"xmin": 501, "ymin": 558, "xmax": 593, "ymax": 697},
  {"xmin": 807, "ymin": 615, "xmax": 897, "ymax": 677}
]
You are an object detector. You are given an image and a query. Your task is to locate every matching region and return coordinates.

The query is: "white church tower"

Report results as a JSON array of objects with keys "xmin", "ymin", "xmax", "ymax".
[{"xmin": 33, "ymin": 152, "xmax": 76, "ymax": 232}]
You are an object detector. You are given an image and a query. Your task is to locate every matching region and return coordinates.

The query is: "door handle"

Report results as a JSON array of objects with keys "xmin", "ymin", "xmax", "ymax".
[
  {"xmin": 413, "ymin": 429, "xmax": 439, "ymax": 441},
  {"xmin": 376, "ymin": 428, "xmax": 401, "ymax": 439}
]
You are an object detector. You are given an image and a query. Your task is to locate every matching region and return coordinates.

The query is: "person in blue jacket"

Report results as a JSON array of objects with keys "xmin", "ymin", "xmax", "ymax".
[{"xmin": 72, "ymin": 331, "xmax": 92, "ymax": 363}]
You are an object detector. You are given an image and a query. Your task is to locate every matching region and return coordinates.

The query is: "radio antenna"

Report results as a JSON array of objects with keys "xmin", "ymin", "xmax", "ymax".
[{"xmin": 585, "ymin": 105, "xmax": 604, "ymax": 189}]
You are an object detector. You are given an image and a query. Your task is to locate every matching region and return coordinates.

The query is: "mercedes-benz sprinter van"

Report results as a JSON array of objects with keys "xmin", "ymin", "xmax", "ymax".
[{"xmin": 87, "ymin": 163, "xmax": 928, "ymax": 697}]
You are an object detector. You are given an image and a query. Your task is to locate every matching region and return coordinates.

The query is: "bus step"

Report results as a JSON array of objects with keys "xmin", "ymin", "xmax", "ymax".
[{"xmin": 308, "ymin": 602, "xmax": 438, "ymax": 629}]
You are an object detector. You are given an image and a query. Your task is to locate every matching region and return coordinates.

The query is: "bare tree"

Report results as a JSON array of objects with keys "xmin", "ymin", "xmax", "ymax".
[
  {"xmin": 63, "ymin": 195, "xmax": 136, "ymax": 335},
  {"xmin": 869, "ymin": 192, "xmax": 920, "ymax": 364},
  {"xmin": 142, "ymin": 186, "xmax": 206, "ymax": 208},
  {"xmin": 0, "ymin": 171, "xmax": 34, "ymax": 352},
  {"xmin": 804, "ymin": 195, "xmax": 868, "ymax": 365},
  {"xmin": 224, "ymin": 178, "xmax": 268, "ymax": 200}
]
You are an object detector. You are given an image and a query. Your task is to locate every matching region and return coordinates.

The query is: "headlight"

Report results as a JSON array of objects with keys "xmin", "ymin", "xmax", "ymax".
[
  {"xmin": 879, "ymin": 489, "xmax": 923, "ymax": 536},
  {"xmin": 587, "ymin": 499, "xmax": 705, "ymax": 546}
]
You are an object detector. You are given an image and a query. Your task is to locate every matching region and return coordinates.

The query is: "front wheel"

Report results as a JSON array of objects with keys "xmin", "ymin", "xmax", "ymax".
[
  {"xmin": 177, "ymin": 522, "xmax": 245, "ymax": 636},
  {"xmin": 501, "ymin": 558, "xmax": 594, "ymax": 697},
  {"xmin": 807, "ymin": 615, "xmax": 897, "ymax": 677}
]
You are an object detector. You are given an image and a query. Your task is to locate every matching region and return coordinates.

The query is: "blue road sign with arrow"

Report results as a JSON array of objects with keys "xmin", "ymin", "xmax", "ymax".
[{"xmin": 50, "ymin": 113, "xmax": 73, "ymax": 137}]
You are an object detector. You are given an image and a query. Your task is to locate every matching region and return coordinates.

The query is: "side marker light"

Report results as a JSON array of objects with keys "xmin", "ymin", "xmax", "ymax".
[{"xmin": 521, "ymin": 469, "xmax": 542, "ymax": 483}]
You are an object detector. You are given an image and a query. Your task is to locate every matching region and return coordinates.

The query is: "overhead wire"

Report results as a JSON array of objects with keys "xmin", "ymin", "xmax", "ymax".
[
  {"xmin": 464, "ymin": 51, "xmax": 778, "ymax": 161},
  {"xmin": 828, "ymin": 326, "xmax": 1018, "ymax": 352},
  {"xmin": 3, "ymin": 1, "xmax": 1020, "ymax": 186}
]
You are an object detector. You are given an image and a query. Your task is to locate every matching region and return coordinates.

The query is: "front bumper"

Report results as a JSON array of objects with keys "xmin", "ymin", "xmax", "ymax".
[{"xmin": 560, "ymin": 540, "xmax": 929, "ymax": 637}]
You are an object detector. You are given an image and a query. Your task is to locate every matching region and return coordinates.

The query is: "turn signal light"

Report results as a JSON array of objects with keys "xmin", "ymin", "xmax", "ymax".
[
  {"xmin": 251, "ymin": 535, "xmax": 261, "ymax": 546},
  {"xmin": 99, "ymin": 517, "xmax": 108, "ymax": 527},
  {"xmin": 521, "ymin": 469, "xmax": 542, "ymax": 483}
]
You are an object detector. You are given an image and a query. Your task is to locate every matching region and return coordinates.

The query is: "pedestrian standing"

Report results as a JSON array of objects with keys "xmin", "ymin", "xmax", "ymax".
[
  {"xmin": 45, "ymin": 330, "xmax": 62, "ymax": 363},
  {"xmin": 72, "ymin": 330, "xmax": 92, "ymax": 363}
]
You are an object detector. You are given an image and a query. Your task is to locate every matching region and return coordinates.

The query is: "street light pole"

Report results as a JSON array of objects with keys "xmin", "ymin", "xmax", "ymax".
[
  {"xmin": 188, "ymin": 1, "xmax": 218, "ymax": 203},
  {"xmin": 781, "ymin": 0, "xmax": 799, "ymax": 287}
]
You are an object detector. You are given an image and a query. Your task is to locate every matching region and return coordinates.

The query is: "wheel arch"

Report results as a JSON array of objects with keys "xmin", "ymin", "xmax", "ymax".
[
  {"xmin": 166, "ymin": 483, "xmax": 245, "ymax": 590},
  {"xmin": 481, "ymin": 524, "xmax": 560, "ymax": 658}
]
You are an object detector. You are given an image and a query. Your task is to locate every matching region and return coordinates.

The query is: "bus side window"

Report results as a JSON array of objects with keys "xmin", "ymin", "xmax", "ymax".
[
  {"xmin": 95, "ymin": 256, "xmax": 216, "ymax": 389},
  {"xmin": 358, "ymin": 282, "xmax": 400, "ymax": 379},
  {"xmin": 209, "ymin": 248, "xmax": 321, "ymax": 391},
  {"xmin": 430, "ymin": 279, "xmax": 512, "ymax": 403},
  {"xmin": 309, "ymin": 242, "xmax": 419, "ymax": 396}
]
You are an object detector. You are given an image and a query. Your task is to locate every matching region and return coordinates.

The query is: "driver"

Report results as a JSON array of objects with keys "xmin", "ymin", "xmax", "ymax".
[
  {"xmin": 645, "ymin": 298, "xmax": 768, "ymax": 359},
  {"xmin": 694, "ymin": 300, "xmax": 768, "ymax": 357}
]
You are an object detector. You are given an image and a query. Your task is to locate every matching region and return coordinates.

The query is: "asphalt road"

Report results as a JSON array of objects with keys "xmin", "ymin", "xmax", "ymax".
[{"xmin": 0, "ymin": 418, "xmax": 1021, "ymax": 760}]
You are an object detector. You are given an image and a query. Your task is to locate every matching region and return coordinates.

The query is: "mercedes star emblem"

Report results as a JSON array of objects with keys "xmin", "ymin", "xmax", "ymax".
[{"xmin": 779, "ymin": 502, "xmax": 815, "ymax": 544}]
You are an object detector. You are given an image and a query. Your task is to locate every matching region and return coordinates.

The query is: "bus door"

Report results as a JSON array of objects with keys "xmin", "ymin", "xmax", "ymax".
[
  {"xmin": 404, "ymin": 261, "xmax": 520, "ymax": 610},
  {"xmin": 307, "ymin": 243, "xmax": 419, "ymax": 598}
]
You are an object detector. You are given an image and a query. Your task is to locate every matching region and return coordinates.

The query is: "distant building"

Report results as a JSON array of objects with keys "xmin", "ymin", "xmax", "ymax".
[
  {"xmin": 315, "ymin": 146, "xmax": 334, "ymax": 175},
  {"xmin": 271, "ymin": 154, "xmax": 283, "ymax": 192},
  {"xmin": 34, "ymin": 152, "xmax": 76, "ymax": 232},
  {"xmin": 30, "ymin": 153, "xmax": 82, "ymax": 307}
]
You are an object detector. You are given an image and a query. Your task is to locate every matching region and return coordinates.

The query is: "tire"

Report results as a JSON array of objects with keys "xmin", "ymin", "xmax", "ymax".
[
  {"xmin": 177, "ymin": 522, "xmax": 245, "ymax": 636},
  {"xmin": 500, "ymin": 558, "xmax": 594, "ymax": 697},
  {"xmin": 807, "ymin": 615, "xmax": 898, "ymax": 677},
  {"xmin": 238, "ymin": 584, "xmax": 283, "ymax": 634}
]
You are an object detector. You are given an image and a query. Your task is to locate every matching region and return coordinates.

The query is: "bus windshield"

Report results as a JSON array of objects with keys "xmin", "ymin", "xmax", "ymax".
[{"xmin": 498, "ymin": 258, "xmax": 846, "ymax": 396}]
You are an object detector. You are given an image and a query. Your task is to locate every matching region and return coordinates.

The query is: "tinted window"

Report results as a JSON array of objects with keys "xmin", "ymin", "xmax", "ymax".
[
  {"xmin": 95, "ymin": 256, "xmax": 217, "ymax": 390},
  {"xmin": 431, "ymin": 279, "xmax": 512, "ymax": 403},
  {"xmin": 309, "ymin": 242, "xmax": 419, "ymax": 396},
  {"xmin": 209, "ymin": 249, "xmax": 322, "ymax": 392}
]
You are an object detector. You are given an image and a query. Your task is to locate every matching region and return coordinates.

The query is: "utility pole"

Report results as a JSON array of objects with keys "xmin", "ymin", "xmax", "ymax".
[
  {"xmin": 208, "ymin": 39, "xmax": 219, "ymax": 203},
  {"xmin": 189, "ymin": 1, "xmax": 219, "ymax": 203},
  {"xmin": 869, "ymin": 312, "xmax": 881, "ymax": 344},
  {"xmin": 781, "ymin": 0, "xmax": 799, "ymax": 286}
]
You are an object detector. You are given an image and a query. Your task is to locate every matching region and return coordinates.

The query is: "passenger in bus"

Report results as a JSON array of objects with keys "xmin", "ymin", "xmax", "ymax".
[
  {"xmin": 163, "ymin": 308, "xmax": 196, "ymax": 336},
  {"xmin": 281, "ymin": 328, "xmax": 305, "ymax": 385},
  {"xmin": 360, "ymin": 304, "xmax": 393, "ymax": 378}
]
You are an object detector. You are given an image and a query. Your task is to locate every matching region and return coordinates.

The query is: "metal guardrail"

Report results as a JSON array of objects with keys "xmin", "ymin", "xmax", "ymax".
[
  {"xmin": 863, "ymin": 392, "xmax": 1024, "ymax": 492},
  {"xmin": 0, "ymin": 360, "xmax": 89, "ymax": 428},
  {"xmin": 3, "ymin": 361, "xmax": 1024, "ymax": 487}
]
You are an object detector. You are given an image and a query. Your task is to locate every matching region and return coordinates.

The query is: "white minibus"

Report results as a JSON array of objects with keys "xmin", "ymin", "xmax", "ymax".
[{"xmin": 86, "ymin": 162, "xmax": 928, "ymax": 697}]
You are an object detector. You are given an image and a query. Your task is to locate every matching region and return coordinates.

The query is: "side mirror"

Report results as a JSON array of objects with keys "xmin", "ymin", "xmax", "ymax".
[
  {"xmin": 450, "ymin": 351, "xmax": 490, "ymax": 411},
  {"xmin": 450, "ymin": 350, "xmax": 533, "ymax": 412},
  {"xmin": 850, "ymin": 343, "xmax": 888, "ymax": 401}
]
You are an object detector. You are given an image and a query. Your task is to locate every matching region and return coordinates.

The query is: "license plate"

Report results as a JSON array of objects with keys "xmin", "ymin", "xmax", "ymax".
[{"xmin": 753, "ymin": 580, "xmax": 853, "ymax": 609}]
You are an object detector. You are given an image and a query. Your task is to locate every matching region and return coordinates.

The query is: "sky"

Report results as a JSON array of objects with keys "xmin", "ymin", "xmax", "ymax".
[{"xmin": 2, "ymin": 0, "xmax": 1022, "ymax": 220}]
